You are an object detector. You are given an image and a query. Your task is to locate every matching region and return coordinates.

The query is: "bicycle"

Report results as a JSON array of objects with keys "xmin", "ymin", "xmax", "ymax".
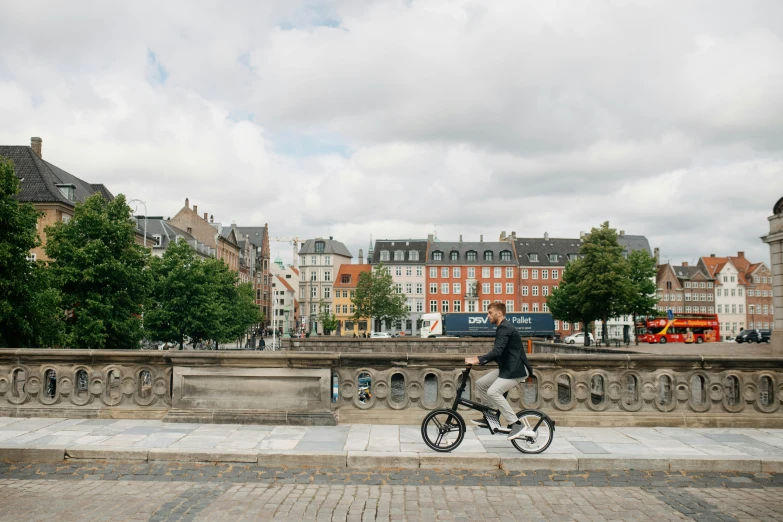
[{"xmin": 420, "ymin": 365, "xmax": 555, "ymax": 454}]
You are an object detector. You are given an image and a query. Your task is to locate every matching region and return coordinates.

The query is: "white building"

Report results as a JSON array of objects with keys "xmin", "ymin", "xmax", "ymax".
[
  {"xmin": 270, "ymin": 255, "xmax": 299, "ymax": 335},
  {"xmin": 699, "ymin": 255, "xmax": 747, "ymax": 339},
  {"xmin": 298, "ymin": 237, "xmax": 352, "ymax": 335}
]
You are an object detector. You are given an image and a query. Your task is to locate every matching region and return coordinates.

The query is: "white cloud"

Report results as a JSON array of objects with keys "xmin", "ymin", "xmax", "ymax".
[{"xmin": 0, "ymin": 0, "xmax": 782, "ymax": 268}]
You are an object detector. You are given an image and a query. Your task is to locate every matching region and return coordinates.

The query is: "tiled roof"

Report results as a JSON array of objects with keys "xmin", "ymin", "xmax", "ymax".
[
  {"xmin": 428, "ymin": 241, "xmax": 517, "ymax": 266},
  {"xmin": 369, "ymin": 239, "xmax": 428, "ymax": 264},
  {"xmin": 672, "ymin": 265, "xmax": 712, "ymax": 281},
  {"xmin": 700, "ymin": 257, "xmax": 728, "ymax": 278},
  {"xmin": 298, "ymin": 238, "xmax": 352, "ymax": 258},
  {"xmin": 334, "ymin": 264, "xmax": 371, "ymax": 288},
  {"xmin": 0, "ymin": 145, "xmax": 113, "ymax": 205},
  {"xmin": 290, "ymin": 267, "xmax": 300, "ymax": 276},
  {"xmin": 275, "ymin": 275, "xmax": 295, "ymax": 293}
]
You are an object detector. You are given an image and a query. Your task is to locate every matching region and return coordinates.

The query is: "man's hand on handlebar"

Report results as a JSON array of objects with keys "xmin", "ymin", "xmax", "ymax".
[{"xmin": 464, "ymin": 357, "xmax": 480, "ymax": 366}]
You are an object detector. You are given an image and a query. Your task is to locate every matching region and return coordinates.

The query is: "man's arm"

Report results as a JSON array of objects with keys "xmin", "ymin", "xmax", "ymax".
[{"xmin": 477, "ymin": 323, "xmax": 510, "ymax": 365}]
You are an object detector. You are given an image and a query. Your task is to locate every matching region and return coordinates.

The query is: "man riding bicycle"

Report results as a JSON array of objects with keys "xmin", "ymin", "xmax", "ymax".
[{"xmin": 465, "ymin": 302, "xmax": 536, "ymax": 441}]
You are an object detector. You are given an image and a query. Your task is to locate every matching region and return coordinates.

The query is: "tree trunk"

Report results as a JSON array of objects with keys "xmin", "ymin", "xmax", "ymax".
[
  {"xmin": 602, "ymin": 314, "xmax": 608, "ymax": 343},
  {"xmin": 584, "ymin": 319, "xmax": 590, "ymax": 347},
  {"xmin": 633, "ymin": 314, "xmax": 639, "ymax": 345}
]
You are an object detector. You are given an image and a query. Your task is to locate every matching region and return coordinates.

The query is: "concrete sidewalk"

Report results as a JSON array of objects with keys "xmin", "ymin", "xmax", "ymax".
[{"xmin": 1, "ymin": 416, "xmax": 782, "ymax": 473}]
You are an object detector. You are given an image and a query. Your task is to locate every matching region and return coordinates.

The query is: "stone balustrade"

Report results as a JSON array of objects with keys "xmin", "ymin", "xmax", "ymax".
[{"xmin": 0, "ymin": 349, "xmax": 780, "ymax": 427}]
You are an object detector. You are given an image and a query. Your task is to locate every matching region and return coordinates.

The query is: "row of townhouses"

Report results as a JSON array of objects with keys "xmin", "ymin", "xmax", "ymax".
[{"xmin": 2, "ymin": 138, "xmax": 278, "ymax": 344}]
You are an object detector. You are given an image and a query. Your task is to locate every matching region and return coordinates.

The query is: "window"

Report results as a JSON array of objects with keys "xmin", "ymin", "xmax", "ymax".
[
  {"xmin": 416, "ymin": 300, "xmax": 423, "ymax": 312},
  {"xmin": 700, "ymin": 293, "xmax": 706, "ymax": 302},
  {"xmin": 482, "ymin": 267, "xmax": 490, "ymax": 278},
  {"xmin": 467, "ymin": 301, "xmax": 476, "ymax": 312},
  {"xmin": 738, "ymin": 288, "xmax": 743, "ymax": 297},
  {"xmin": 442, "ymin": 300, "xmax": 449, "ymax": 313},
  {"xmin": 699, "ymin": 282, "xmax": 706, "ymax": 288},
  {"xmin": 723, "ymin": 276, "xmax": 727, "ymax": 282},
  {"xmin": 410, "ymin": 250, "xmax": 419, "ymax": 261},
  {"xmin": 685, "ymin": 293, "xmax": 691, "ymax": 301},
  {"xmin": 416, "ymin": 266, "xmax": 422, "ymax": 277},
  {"xmin": 394, "ymin": 250, "xmax": 404, "ymax": 261},
  {"xmin": 739, "ymin": 304, "xmax": 744, "ymax": 314},
  {"xmin": 716, "ymin": 288, "xmax": 721, "ymax": 297},
  {"xmin": 441, "ymin": 267, "xmax": 449, "ymax": 278},
  {"xmin": 707, "ymin": 294, "xmax": 713, "ymax": 301},
  {"xmin": 677, "ymin": 306, "xmax": 683, "ymax": 313},
  {"xmin": 685, "ymin": 282, "xmax": 691, "ymax": 288},
  {"xmin": 532, "ymin": 303, "xmax": 539, "ymax": 312},
  {"xmin": 730, "ymin": 276, "xmax": 735, "ymax": 283},
  {"xmin": 542, "ymin": 270, "xmax": 548, "ymax": 280},
  {"xmin": 528, "ymin": 254, "xmax": 539, "ymax": 262},
  {"xmin": 430, "ymin": 283, "xmax": 438, "ymax": 294},
  {"xmin": 552, "ymin": 269, "xmax": 558, "ymax": 279},
  {"xmin": 568, "ymin": 254, "xmax": 577, "ymax": 262},
  {"xmin": 300, "ymin": 256, "xmax": 306, "ymax": 266},
  {"xmin": 484, "ymin": 251, "xmax": 493, "ymax": 261},
  {"xmin": 430, "ymin": 300, "xmax": 437, "ymax": 312},
  {"xmin": 506, "ymin": 267, "xmax": 513, "ymax": 278},
  {"xmin": 685, "ymin": 306, "xmax": 691, "ymax": 313},
  {"xmin": 453, "ymin": 283, "xmax": 461, "ymax": 294},
  {"xmin": 323, "ymin": 287, "xmax": 331, "ymax": 298},
  {"xmin": 26, "ymin": 252, "xmax": 36, "ymax": 262},
  {"xmin": 494, "ymin": 283, "xmax": 502, "ymax": 294},
  {"xmin": 548, "ymin": 254, "xmax": 558, "ymax": 262},
  {"xmin": 542, "ymin": 303, "xmax": 548, "ymax": 312},
  {"xmin": 532, "ymin": 286, "xmax": 539, "ymax": 296},
  {"xmin": 396, "ymin": 283, "xmax": 403, "ymax": 294},
  {"xmin": 453, "ymin": 300, "xmax": 461, "ymax": 312},
  {"xmin": 708, "ymin": 306, "xmax": 714, "ymax": 313},
  {"xmin": 324, "ymin": 271, "xmax": 331, "ymax": 282},
  {"xmin": 731, "ymin": 289, "xmax": 736, "ymax": 297},
  {"xmin": 325, "ymin": 256, "xmax": 331, "ymax": 265},
  {"xmin": 416, "ymin": 283, "xmax": 423, "ymax": 294},
  {"xmin": 482, "ymin": 300, "xmax": 490, "ymax": 312},
  {"xmin": 506, "ymin": 301, "xmax": 514, "ymax": 312},
  {"xmin": 350, "ymin": 290, "xmax": 356, "ymax": 298},
  {"xmin": 532, "ymin": 270, "xmax": 538, "ymax": 279},
  {"xmin": 542, "ymin": 286, "xmax": 549, "ymax": 296},
  {"xmin": 396, "ymin": 266, "xmax": 402, "ymax": 276},
  {"xmin": 521, "ymin": 269, "xmax": 528, "ymax": 279},
  {"xmin": 563, "ymin": 321, "xmax": 569, "ymax": 330},
  {"xmin": 731, "ymin": 304, "xmax": 737, "ymax": 314},
  {"xmin": 482, "ymin": 283, "xmax": 490, "ymax": 294},
  {"xmin": 500, "ymin": 250, "xmax": 512, "ymax": 261},
  {"xmin": 406, "ymin": 283, "xmax": 412, "ymax": 294},
  {"xmin": 453, "ymin": 267, "xmax": 461, "ymax": 278},
  {"xmin": 522, "ymin": 286, "xmax": 529, "ymax": 296},
  {"xmin": 707, "ymin": 282, "xmax": 713, "ymax": 288},
  {"xmin": 717, "ymin": 304, "xmax": 722, "ymax": 313},
  {"xmin": 506, "ymin": 283, "xmax": 514, "ymax": 294},
  {"xmin": 554, "ymin": 320, "xmax": 559, "ymax": 330},
  {"xmin": 432, "ymin": 250, "xmax": 443, "ymax": 261},
  {"xmin": 450, "ymin": 251, "xmax": 459, "ymax": 261},
  {"xmin": 300, "ymin": 287, "xmax": 305, "ymax": 298},
  {"xmin": 311, "ymin": 271, "xmax": 317, "ymax": 281},
  {"xmin": 466, "ymin": 250, "xmax": 477, "ymax": 261},
  {"xmin": 341, "ymin": 274, "xmax": 350, "ymax": 284},
  {"xmin": 441, "ymin": 283, "xmax": 449, "ymax": 294},
  {"xmin": 430, "ymin": 267, "xmax": 437, "ymax": 278},
  {"xmin": 406, "ymin": 266, "xmax": 412, "ymax": 276},
  {"xmin": 494, "ymin": 267, "xmax": 501, "ymax": 278},
  {"xmin": 522, "ymin": 303, "xmax": 529, "ymax": 312},
  {"xmin": 468, "ymin": 267, "xmax": 475, "ymax": 278},
  {"xmin": 379, "ymin": 250, "xmax": 390, "ymax": 261}
]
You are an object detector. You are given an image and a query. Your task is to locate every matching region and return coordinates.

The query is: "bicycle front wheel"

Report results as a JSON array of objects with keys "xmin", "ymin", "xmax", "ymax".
[
  {"xmin": 421, "ymin": 409, "xmax": 465, "ymax": 452},
  {"xmin": 510, "ymin": 410, "xmax": 554, "ymax": 454}
]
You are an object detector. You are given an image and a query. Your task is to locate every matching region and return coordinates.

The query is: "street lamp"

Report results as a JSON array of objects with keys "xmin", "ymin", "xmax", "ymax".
[
  {"xmin": 128, "ymin": 199, "xmax": 148, "ymax": 249},
  {"xmin": 283, "ymin": 306, "xmax": 291, "ymax": 339}
]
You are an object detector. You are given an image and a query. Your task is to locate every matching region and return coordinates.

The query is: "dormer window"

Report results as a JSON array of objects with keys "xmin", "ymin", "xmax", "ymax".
[
  {"xmin": 450, "ymin": 251, "xmax": 459, "ymax": 261},
  {"xmin": 409, "ymin": 250, "xmax": 419, "ymax": 261},
  {"xmin": 56, "ymin": 183, "xmax": 76, "ymax": 201},
  {"xmin": 380, "ymin": 250, "xmax": 390, "ymax": 261},
  {"xmin": 548, "ymin": 254, "xmax": 558, "ymax": 262},
  {"xmin": 567, "ymin": 254, "xmax": 577, "ymax": 262},
  {"xmin": 484, "ymin": 251, "xmax": 493, "ymax": 261},
  {"xmin": 341, "ymin": 274, "xmax": 351, "ymax": 284},
  {"xmin": 152, "ymin": 235, "xmax": 162, "ymax": 246},
  {"xmin": 500, "ymin": 250, "xmax": 512, "ymax": 261},
  {"xmin": 528, "ymin": 253, "xmax": 539, "ymax": 262},
  {"xmin": 394, "ymin": 250, "xmax": 404, "ymax": 261},
  {"xmin": 432, "ymin": 250, "xmax": 443, "ymax": 261},
  {"xmin": 315, "ymin": 241, "xmax": 325, "ymax": 253},
  {"xmin": 466, "ymin": 250, "xmax": 477, "ymax": 262}
]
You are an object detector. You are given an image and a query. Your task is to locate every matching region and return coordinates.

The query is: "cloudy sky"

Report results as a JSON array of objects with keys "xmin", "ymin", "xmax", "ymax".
[{"xmin": 2, "ymin": 0, "xmax": 782, "ymax": 266}]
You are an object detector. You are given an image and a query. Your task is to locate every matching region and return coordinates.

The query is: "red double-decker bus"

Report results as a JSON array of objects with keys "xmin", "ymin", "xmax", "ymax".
[{"xmin": 635, "ymin": 313, "xmax": 719, "ymax": 344}]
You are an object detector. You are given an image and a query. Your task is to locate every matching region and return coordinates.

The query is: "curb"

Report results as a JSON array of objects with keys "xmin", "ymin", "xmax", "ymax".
[{"xmin": 1, "ymin": 447, "xmax": 782, "ymax": 473}]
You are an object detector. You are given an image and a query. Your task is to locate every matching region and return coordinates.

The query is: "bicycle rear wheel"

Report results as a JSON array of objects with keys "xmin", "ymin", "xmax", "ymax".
[
  {"xmin": 421, "ymin": 409, "xmax": 465, "ymax": 452},
  {"xmin": 510, "ymin": 410, "xmax": 554, "ymax": 454}
]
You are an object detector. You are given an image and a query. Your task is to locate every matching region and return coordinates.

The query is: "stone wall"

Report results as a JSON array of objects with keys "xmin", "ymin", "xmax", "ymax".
[{"xmin": 0, "ymin": 349, "xmax": 780, "ymax": 428}]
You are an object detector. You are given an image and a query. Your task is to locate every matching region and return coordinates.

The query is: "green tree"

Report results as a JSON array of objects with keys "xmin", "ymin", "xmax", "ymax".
[
  {"xmin": 623, "ymin": 249, "xmax": 659, "ymax": 345},
  {"xmin": 45, "ymin": 193, "xmax": 150, "ymax": 349},
  {"xmin": 0, "ymin": 158, "xmax": 63, "ymax": 347},
  {"xmin": 547, "ymin": 222, "xmax": 633, "ymax": 345},
  {"xmin": 317, "ymin": 300, "xmax": 339, "ymax": 334},
  {"xmin": 145, "ymin": 239, "xmax": 261, "ymax": 349},
  {"xmin": 351, "ymin": 263, "xmax": 407, "ymax": 332}
]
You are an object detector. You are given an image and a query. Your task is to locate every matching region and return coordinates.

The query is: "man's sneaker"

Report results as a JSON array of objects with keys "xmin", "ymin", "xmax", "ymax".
[
  {"xmin": 470, "ymin": 419, "xmax": 489, "ymax": 428},
  {"xmin": 507, "ymin": 423, "xmax": 537, "ymax": 441}
]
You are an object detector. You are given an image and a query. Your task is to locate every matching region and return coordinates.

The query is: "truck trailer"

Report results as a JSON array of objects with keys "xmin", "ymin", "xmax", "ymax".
[{"xmin": 420, "ymin": 312, "xmax": 555, "ymax": 338}]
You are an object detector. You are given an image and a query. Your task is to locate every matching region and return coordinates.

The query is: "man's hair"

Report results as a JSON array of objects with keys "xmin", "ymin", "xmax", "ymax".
[{"xmin": 488, "ymin": 302, "xmax": 506, "ymax": 315}]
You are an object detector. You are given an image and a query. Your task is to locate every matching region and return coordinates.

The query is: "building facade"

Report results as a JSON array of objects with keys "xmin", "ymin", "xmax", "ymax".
[
  {"xmin": 728, "ymin": 252, "xmax": 774, "ymax": 332},
  {"xmin": 270, "ymin": 256, "xmax": 299, "ymax": 336},
  {"xmin": 298, "ymin": 237, "xmax": 352, "ymax": 335},
  {"xmin": 234, "ymin": 226, "xmax": 272, "ymax": 325},
  {"xmin": 699, "ymin": 255, "xmax": 747, "ymax": 339},
  {"xmin": 369, "ymin": 239, "xmax": 428, "ymax": 335},
  {"xmin": 333, "ymin": 264, "xmax": 372, "ymax": 336},
  {"xmin": 169, "ymin": 199, "xmax": 240, "ymax": 273},
  {"xmin": 672, "ymin": 263, "xmax": 716, "ymax": 314}
]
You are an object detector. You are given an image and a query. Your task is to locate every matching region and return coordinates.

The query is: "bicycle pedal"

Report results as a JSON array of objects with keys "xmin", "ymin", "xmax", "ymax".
[{"xmin": 483, "ymin": 412, "xmax": 503, "ymax": 433}]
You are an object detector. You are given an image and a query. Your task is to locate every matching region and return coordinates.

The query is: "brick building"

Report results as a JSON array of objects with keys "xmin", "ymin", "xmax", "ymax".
[
  {"xmin": 233, "ymin": 226, "xmax": 272, "ymax": 324},
  {"xmin": 699, "ymin": 255, "xmax": 748, "ymax": 338},
  {"xmin": 425, "ymin": 235, "xmax": 518, "ymax": 317},
  {"xmin": 728, "ymin": 252, "xmax": 774, "ymax": 331},
  {"xmin": 169, "ymin": 199, "xmax": 240, "ymax": 272},
  {"xmin": 672, "ymin": 262, "xmax": 716, "ymax": 314}
]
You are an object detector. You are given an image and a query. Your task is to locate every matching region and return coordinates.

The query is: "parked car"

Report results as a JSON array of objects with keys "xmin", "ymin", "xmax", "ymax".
[
  {"xmin": 563, "ymin": 332, "xmax": 595, "ymax": 344},
  {"xmin": 736, "ymin": 329, "xmax": 771, "ymax": 344},
  {"xmin": 370, "ymin": 332, "xmax": 392, "ymax": 339}
]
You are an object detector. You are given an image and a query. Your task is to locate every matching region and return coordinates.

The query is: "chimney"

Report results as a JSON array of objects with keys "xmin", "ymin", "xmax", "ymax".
[
  {"xmin": 185, "ymin": 198, "xmax": 190, "ymax": 209},
  {"xmin": 737, "ymin": 251, "xmax": 745, "ymax": 258},
  {"xmin": 193, "ymin": 205, "xmax": 198, "ymax": 215},
  {"xmin": 500, "ymin": 230, "xmax": 506, "ymax": 240},
  {"xmin": 710, "ymin": 254, "xmax": 715, "ymax": 257},
  {"xmin": 210, "ymin": 215, "xmax": 214, "ymax": 223},
  {"xmin": 30, "ymin": 137, "xmax": 42, "ymax": 157},
  {"xmin": 203, "ymin": 212, "xmax": 208, "ymax": 221},
  {"xmin": 579, "ymin": 231, "xmax": 585, "ymax": 239},
  {"xmin": 654, "ymin": 247, "xmax": 660, "ymax": 264},
  {"xmin": 619, "ymin": 230, "xmax": 625, "ymax": 237},
  {"xmin": 358, "ymin": 249, "xmax": 364, "ymax": 264},
  {"xmin": 544, "ymin": 232, "xmax": 549, "ymax": 241},
  {"xmin": 459, "ymin": 234, "xmax": 463, "ymax": 242},
  {"xmin": 480, "ymin": 235, "xmax": 483, "ymax": 242},
  {"xmin": 511, "ymin": 231, "xmax": 516, "ymax": 239},
  {"xmin": 682, "ymin": 261, "xmax": 689, "ymax": 267},
  {"xmin": 427, "ymin": 234, "xmax": 433, "ymax": 242}
]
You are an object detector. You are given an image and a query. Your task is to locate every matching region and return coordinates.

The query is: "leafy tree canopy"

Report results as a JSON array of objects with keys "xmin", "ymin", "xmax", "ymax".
[{"xmin": 351, "ymin": 263, "xmax": 408, "ymax": 329}]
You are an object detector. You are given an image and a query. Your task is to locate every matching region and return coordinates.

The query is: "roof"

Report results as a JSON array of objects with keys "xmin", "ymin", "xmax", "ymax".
[
  {"xmin": 0, "ymin": 145, "xmax": 114, "ymax": 206},
  {"xmin": 218, "ymin": 226, "xmax": 239, "ymax": 247},
  {"xmin": 298, "ymin": 238, "xmax": 352, "ymax": 258},
  {"xmin": 290, "ymin": 266, "xmax": 300, "ymax": 276},
  {"xmin": 427, "ymin": 241, "xmax": 516, "ymax": 266},
  {"xmin": 514, "ymin": 237, "xmax": 584, "ymax": 267},
  {"xmin": 138, "ymin": 217, "xmax": 213, "ymax": 258},
  {"xmin": 369, "ymin": 239, "xmax": 428, "ymax": 264},
  {"xmin": 233, "ymin": 226, "xmax": 267, "ymax": 248},
  {"xmin": 699, "ymin": 256, "xmax": 728, "ymax": 279},
  {"xmin": 672, "ymin": 265, "xmax": 712, "ymax": 281},
  {"xmin": 617, "ymin": 234, "xmax": 652, "ymax": 255},
  {"xmin": 275, "ymin": 275, "xmax": 295, "ymax": 293},
  {"xmin": 334, "ymin": 264, "xmax": 372, "ymax": 288}
]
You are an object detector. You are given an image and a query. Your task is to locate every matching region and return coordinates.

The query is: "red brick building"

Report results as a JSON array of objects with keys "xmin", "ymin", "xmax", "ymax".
[{"xmin": 728, "ymin": 252, "xmax": 774, "ymax": 331}]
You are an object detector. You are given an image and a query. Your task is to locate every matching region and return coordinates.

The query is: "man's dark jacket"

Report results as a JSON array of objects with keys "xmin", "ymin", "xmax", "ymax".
[{"xmin": 478, "ymin": 318, "xmax": 532, "ymax": 379}]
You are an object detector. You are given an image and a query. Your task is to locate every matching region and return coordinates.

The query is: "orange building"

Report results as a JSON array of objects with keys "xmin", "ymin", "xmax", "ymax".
[{"xmin": 333, "ymin": 264, "xmax": 372, "ymax": 336}]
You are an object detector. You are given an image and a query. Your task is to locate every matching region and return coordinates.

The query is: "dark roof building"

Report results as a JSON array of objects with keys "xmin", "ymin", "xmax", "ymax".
[
  {"xmin": 369, "ymin": 239, "xmax": 428, "ymax": 265},
  {"xmin": 298, "ymin": 237, "xmax": 352, "ymax": 258},
  {"xmin": 427, "ymin": 238, "xmax": 517, "ymax": 266}
]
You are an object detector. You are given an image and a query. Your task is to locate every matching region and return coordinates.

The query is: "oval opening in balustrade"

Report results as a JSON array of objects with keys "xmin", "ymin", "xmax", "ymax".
[
  {"xmin": 390, "ymin": 373, "xmax": 406, "ymax": 403},
  {"xmin": 138, "ymin": 370, "xmax": 152, "ymax": 398},
  {"xmin": 557, "ymin": 374, "xmax": 571, "ymax": 405},
  {"xmin": 12, "ymin": 369, "xmax": 25, "ymax": 397},
  {"xmin": 724, "ymin": 375, "xmax": 740, "ymax": 406},
  {"xmin": 625, "ymin": 375, "xmax": 639, "ymax": 404},
  {"xmin": 107, "ymin": 369, "xmax": 121, "ymax": 400},
  {"xmin": 658, "ymin": 375, "xmax": 672, "ymax": 405},
  {"xmin": 760, "ymin": 376, "xmax": 774, "ymax": 407},
  {"xmin": 522, "ymin": 376, "xmax": 538, "ymax": 404},
  {"xmin": 590, "ymin": 375, "xmax": 605, "ymax": 406},
  {"xmin": 423, "ymin": 373, "xmax": 439, "ymax": 405},
  {"xmin": 691, "ymin": 374, "xmax": 707, "ymax": 405},
  {"xmin": 44, "ymin": 369, "xmax": 57, "ymax": 398},
  {"xmin": 459, "ymin": 376, "xmax": 471, "ymax": 401},
  {"xmin": 76, "ymin": 370, "xmax": 89, "ymax": 392},
  {"xmin": 357, "ymin": 372, "xmax": 372, "ymax": 404},
  {"xmin": 332, "ymin": 371, "xmax": 339, "ymax": 403}
]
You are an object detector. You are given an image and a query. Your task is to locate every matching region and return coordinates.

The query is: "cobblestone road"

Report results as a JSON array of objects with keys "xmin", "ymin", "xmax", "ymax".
[{"xmin": 0, "ymin": 462, "xmax": 782, "ymax": 521}]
